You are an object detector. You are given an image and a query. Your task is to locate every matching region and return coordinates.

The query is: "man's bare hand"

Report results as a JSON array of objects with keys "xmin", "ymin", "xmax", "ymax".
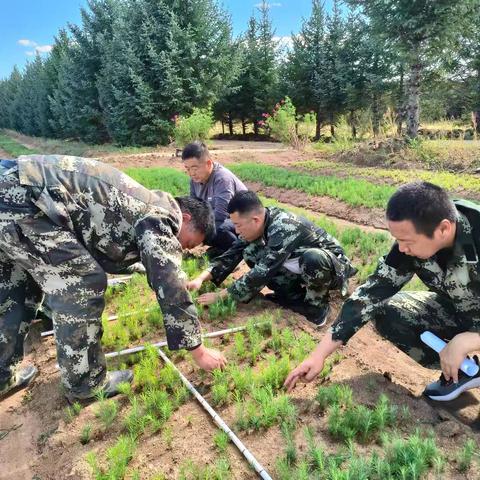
[
  {"xmin": 284, "ymin": 355, "xmax": 325, "ymax": 392},
  {"xmin": 191, "ymin": 345, "xmax": 227, "ymax": 371},
  {"xmin": 186, "ymin": 278, "xmax": 203, "ymax": 291}
]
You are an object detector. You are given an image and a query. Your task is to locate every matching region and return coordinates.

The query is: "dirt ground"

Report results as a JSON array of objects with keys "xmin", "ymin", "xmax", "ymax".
[{"xmin": 1, "ymin": 144, "xmax": 480, "ymax": 479}]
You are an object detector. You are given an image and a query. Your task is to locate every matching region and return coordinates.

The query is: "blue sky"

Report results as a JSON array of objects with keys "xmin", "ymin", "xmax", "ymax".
[{"xmin": 0, "ymin": 0, "xmax": 331, "ymax": 80}]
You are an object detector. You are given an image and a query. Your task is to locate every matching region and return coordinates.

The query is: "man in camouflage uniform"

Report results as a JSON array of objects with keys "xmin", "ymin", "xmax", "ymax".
[
  {"xmin": 285, "ymin": 182, "xmax": 480, "ymax": 401},
  {"xmin": 0, "ymin": 155, "xmax": 226, "ymax": 402},
  {"xmin": 187, "ymin": 191, "xmax": 356, "ymax": 326}
]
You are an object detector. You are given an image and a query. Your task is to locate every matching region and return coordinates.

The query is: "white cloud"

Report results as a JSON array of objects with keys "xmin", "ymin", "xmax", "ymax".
[
  {"xmin": 18, "ymin": 39, "xmax": 37, "ymax": 47},
  {"xmin": 18, "ymin": 39, "xmax": 52, "ymax": 56},
  {"xmin": 273, "ymin": 35, "xmax": 293, "ymax": 49},
  {"xmin": 255, "ymin": 2, "xmax": 282, "ymax": 8},
  {"xmin": 35, "ymin": 45, "xmax": 52, "ymax": 53}
]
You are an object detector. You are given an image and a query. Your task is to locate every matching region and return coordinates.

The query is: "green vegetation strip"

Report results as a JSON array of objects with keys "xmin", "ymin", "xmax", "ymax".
[
  {"xmin": 0, "ymin": 134, "xmax": 37, "ymax": 157},
  {"xmin": 296, "ymin": 159, "xmax": 480, "ymax": 196},
  {"xmin": 125, "ymin": 166, "xmax": 391, "ymax": 281},
  {"xmin": 228, "ymin": 163, "xmax": 396, "ymax": 208}
]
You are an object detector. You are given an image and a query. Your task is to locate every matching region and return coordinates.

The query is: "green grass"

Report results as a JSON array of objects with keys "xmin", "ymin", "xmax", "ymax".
[
  {"xmin": 125, "ymin": 167, "xmax": 189, "ymax": 195},
  {"xmin": 296, "ymin": 158, "xmax": 480, "ymax": 197},
  {"xmin": 229, "ymin": 163, "xmax": 396, "ymax": 208},
  {"xmin": 1, "ymin": 129, "xmax": 158, "ymax": 157},
  {"xmin": 0, "ymin": 133, "xmax": 37, "ymax": 157}
]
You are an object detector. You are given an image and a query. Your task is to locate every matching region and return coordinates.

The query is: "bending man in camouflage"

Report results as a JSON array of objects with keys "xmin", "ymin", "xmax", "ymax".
[
  {"xmin": 0, "ymin": 155, "xmax": 226, "ymax": 402},
  {"xmin": 285, "ymin": 182, "xmax": 480, "ymax": 402},
  {"xmin": 187, "ymin": 191, "xmax": 356, "ymax": 326}
]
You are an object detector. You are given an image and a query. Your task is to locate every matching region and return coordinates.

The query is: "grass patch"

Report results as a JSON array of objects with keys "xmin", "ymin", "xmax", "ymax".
[
  {"xmin": 296, "ymin": 158, "xmax": 480, "ymax": 197},
  {"xmin": 0, "ymin": 133, "xmax": 37, "ymax": 157},
  {"xmin": 229, "ymin": 163, "xmax": 396, "ymax": 208}
]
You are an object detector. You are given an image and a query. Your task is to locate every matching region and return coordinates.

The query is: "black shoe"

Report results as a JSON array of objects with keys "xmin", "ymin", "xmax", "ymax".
[
  {"xmin": 65, "ymin": 369, "xmax": 133, "ymax": 404},
  {"xmin": 0, "ymin": 364, "xmax": 38, "ymax": 400},
  {"xmin": 423, "ymin": 357, "xmax": 480, "ymax": 401}
]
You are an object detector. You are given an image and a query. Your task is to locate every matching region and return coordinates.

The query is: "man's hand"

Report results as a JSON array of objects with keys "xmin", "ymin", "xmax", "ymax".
[
  {"xmin": 191, "ymin": 345, "xmax": 227, "ymax": 371},
  {"xmin": 197, "ymin": 289, "xmax": 228, "ymax": 305},
  {"xmin": 186, "ymin": 270, "xmax": 212, "ymax": 292},
  {"xmin": 439, "ymin": 332, "xmax": 480, "ymax": 383},
  {"xmin": 284, "ymin": 355, "xmax": 325, "ymax": 392},
  {"xmin": 186, "ymin": 278, "xmax": 204, "ymax": 291},
  {"xmin": 284, "ymin": 332, "xmax": 342, "ymax": 393}
]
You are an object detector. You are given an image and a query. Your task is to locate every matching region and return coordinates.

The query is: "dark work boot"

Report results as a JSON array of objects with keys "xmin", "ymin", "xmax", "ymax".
[
  {"xmin": 0, "ymin": 364, "xmax": 38, "ymax": 400},
  {"xmin": 65, "ymin": 369, "xmax": 133, "ymax": 404}
]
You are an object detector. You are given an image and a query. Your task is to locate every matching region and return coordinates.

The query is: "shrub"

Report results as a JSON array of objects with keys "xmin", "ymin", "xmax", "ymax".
[
  {"xmin": 263, "ymin": 97, "xmax": 316, "ymax": 150},
  {"xmin": 173, "ymin": 108, "xmax": 213, "ymax": 147}
]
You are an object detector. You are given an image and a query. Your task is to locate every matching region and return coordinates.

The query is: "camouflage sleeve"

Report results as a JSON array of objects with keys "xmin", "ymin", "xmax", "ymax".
[
  {"xmin": 330, "ymin": 244, "xmax": 415, "ymax": 343},
  {"xmin": 135, "ymin": 216, "xmax": 201, "ymax": 350},
  {"xmin": 208, "ymin": 238, "xmax": 247, "ymax": 286},
  {"xmin": 227, "ymin": 245, "xmax": 292, "ymax": 302}
]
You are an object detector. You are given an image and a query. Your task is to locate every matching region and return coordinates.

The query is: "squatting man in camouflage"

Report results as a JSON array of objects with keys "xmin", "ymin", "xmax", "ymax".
[
  {"xmin": 187, "ymin": 191, "xmax": 356, "ymax": 326},
  {"xmin": 285, "ymin": 182, "xmax": 480, "ymax": 402},
  {"xmin": 0, "ymin": 155, "xmax": 226, "ymax": 403}
]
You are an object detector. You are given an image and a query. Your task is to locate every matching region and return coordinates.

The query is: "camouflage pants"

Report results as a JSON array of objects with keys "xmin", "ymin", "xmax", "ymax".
[
  {"xmin": 0, "ymin": 171, "xmax": 107, "ymax": 398},
  {"xmin": 246, "ymin": 246, "xmax": 339, "ymax": 307},
  {"xmin": 373, "ymin": 291, "xmax": 474, "ymax": 369}
]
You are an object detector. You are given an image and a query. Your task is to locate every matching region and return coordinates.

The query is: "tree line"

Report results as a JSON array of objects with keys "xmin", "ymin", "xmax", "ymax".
[{"xmin": 0, "ymin": 0, "xmax": 479, "ymax": 146}]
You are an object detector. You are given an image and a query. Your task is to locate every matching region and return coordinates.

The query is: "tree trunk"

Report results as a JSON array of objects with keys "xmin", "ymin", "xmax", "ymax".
[
  {"xmin": 472, "ymin": 111, "xmax": 480, "ymax": 137},
  {"xmin": 228, "ymin": 113, "xmax": 233, "ymax": 135},
  {"xmin": 372, "ymin": 94, "xmax": 380, "ymax": 138},
  {"xmin": 349, "ymin": 110, "xmax": 357, "ymax": 139},
  {"xmin": 330, "ymin": 113, "xmax": 335, "ymax": 138},
  {"xmin": 315, "ymin": 107, "xmax": 321, "ymax": 140},
  {"xmin": 221, "ymin": 120, "xmax": 225, "ymax": 135},
  {"xmin": 253, "ymin": 120, "xmax": 259, "ymax": 136},
  {"xmin": 406, "ymin": 56, "xmax": 421, "ymax": 139},
  {"xmin": 395, "ymin": 64, "xmax": 405, "ymax": 136},
  {"xmin": 241, "ymin": 118, "xmax": 246, "ymax": 135}
]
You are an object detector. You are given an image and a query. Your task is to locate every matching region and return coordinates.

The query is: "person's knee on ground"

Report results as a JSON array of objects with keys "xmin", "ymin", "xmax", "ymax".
[{"xmin": 299, "ymin": 248, "xmax": 336, "ymax": 307}]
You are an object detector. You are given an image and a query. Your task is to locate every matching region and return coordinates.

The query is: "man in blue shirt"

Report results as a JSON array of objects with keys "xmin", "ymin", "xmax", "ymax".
[{"xmin": 182, "ymin": 141, "xmax": 247, "ymax": 257}]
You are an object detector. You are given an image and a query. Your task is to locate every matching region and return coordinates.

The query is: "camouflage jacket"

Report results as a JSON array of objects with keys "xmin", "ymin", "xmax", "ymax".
[
  {"xmin": 331, "ymin": 200, "xmax": 480, "ymax": 344},
  {"xmin": 209, "ymin": 206, "xmax": 355, "ymax": 302},
  {"xmin": 14, "ymin": 155, "xmax": 200, "ymax": 350}
]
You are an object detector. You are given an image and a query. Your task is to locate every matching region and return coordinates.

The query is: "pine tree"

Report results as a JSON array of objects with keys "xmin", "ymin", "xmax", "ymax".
[{"xmin": 346, "ymin": 0, "xmax": 477, "ymax": 138}]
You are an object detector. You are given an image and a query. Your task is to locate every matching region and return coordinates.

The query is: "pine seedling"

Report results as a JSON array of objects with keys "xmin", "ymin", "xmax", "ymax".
[
  {"xmin": 141, "ymin": 388, "xmax": 173, "ymax": 423},
  {"xmin": 316, "ymin": 384, "xmax": 353, "ymax": 412},
  {"xmin": 281, "ymin": 422, "xmax": 297, "ymax": 466},
  {"xmin": 305, "ymin": 426, "xmax": 326, "ymax": 474},
  {"xmin": 211, "ymin": 382, "xmax": 229, "ymax": 406},
  {"xmin": 95, "ymin": 398, "xmax": 119, "ymax": 430},
  {"xmin": 234, "ymin": 332, "xmax": 246, "ymax": 359},
  {"xmin": 229, "ymin": 365, "xmax": 253, "ymax": 400},
  {"xmin": 124, "ymin": 397, "xmax": 148, "ymax": 438},
  {"xmin": 117, "ymin": 381, "xmax": 134, "ymax": 398},
  {"xmin": 159, "ymin": 363, "xmax": 181, "ymax": 391},
  {"xmin": 162, "ymin": 425, "xmax": 173, "ymax": 450},
  {"xmin": 80, "ymin": 424, "xmax": 92, "ymax": 445},
  {"xmin": 456, "ymin": 438, "xmax": 477, "ymax": 472},
  {"xmin": 214, "ymin": 430, "xmax": 229, "ymax": 453},
  {"xmin": 173, "ymin": 384, "xmax": 190, "ymax": 406},
  {"xmin": 255, "ymin": 355, "xmax": 290, "ymax": 392},
  {"xmin": 65, "ymin": 401, "xmax": 82, "ymax": 423}
]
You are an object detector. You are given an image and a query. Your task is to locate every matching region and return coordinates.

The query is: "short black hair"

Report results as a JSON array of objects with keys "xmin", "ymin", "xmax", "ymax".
[
  {"xmin": 227, "ymin": 191, "xmax": 264, "ymax": 215},
  {"xmin": 175, "ymin": 196, "xmax": 215, "ymax": 241},
  {"xmin": 181, "ymin": 141, "xmax": 210, "ymax": 162},
  {"xmin": 386, "ymin": 182, "xmax": 457, "ymax": 237}
]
